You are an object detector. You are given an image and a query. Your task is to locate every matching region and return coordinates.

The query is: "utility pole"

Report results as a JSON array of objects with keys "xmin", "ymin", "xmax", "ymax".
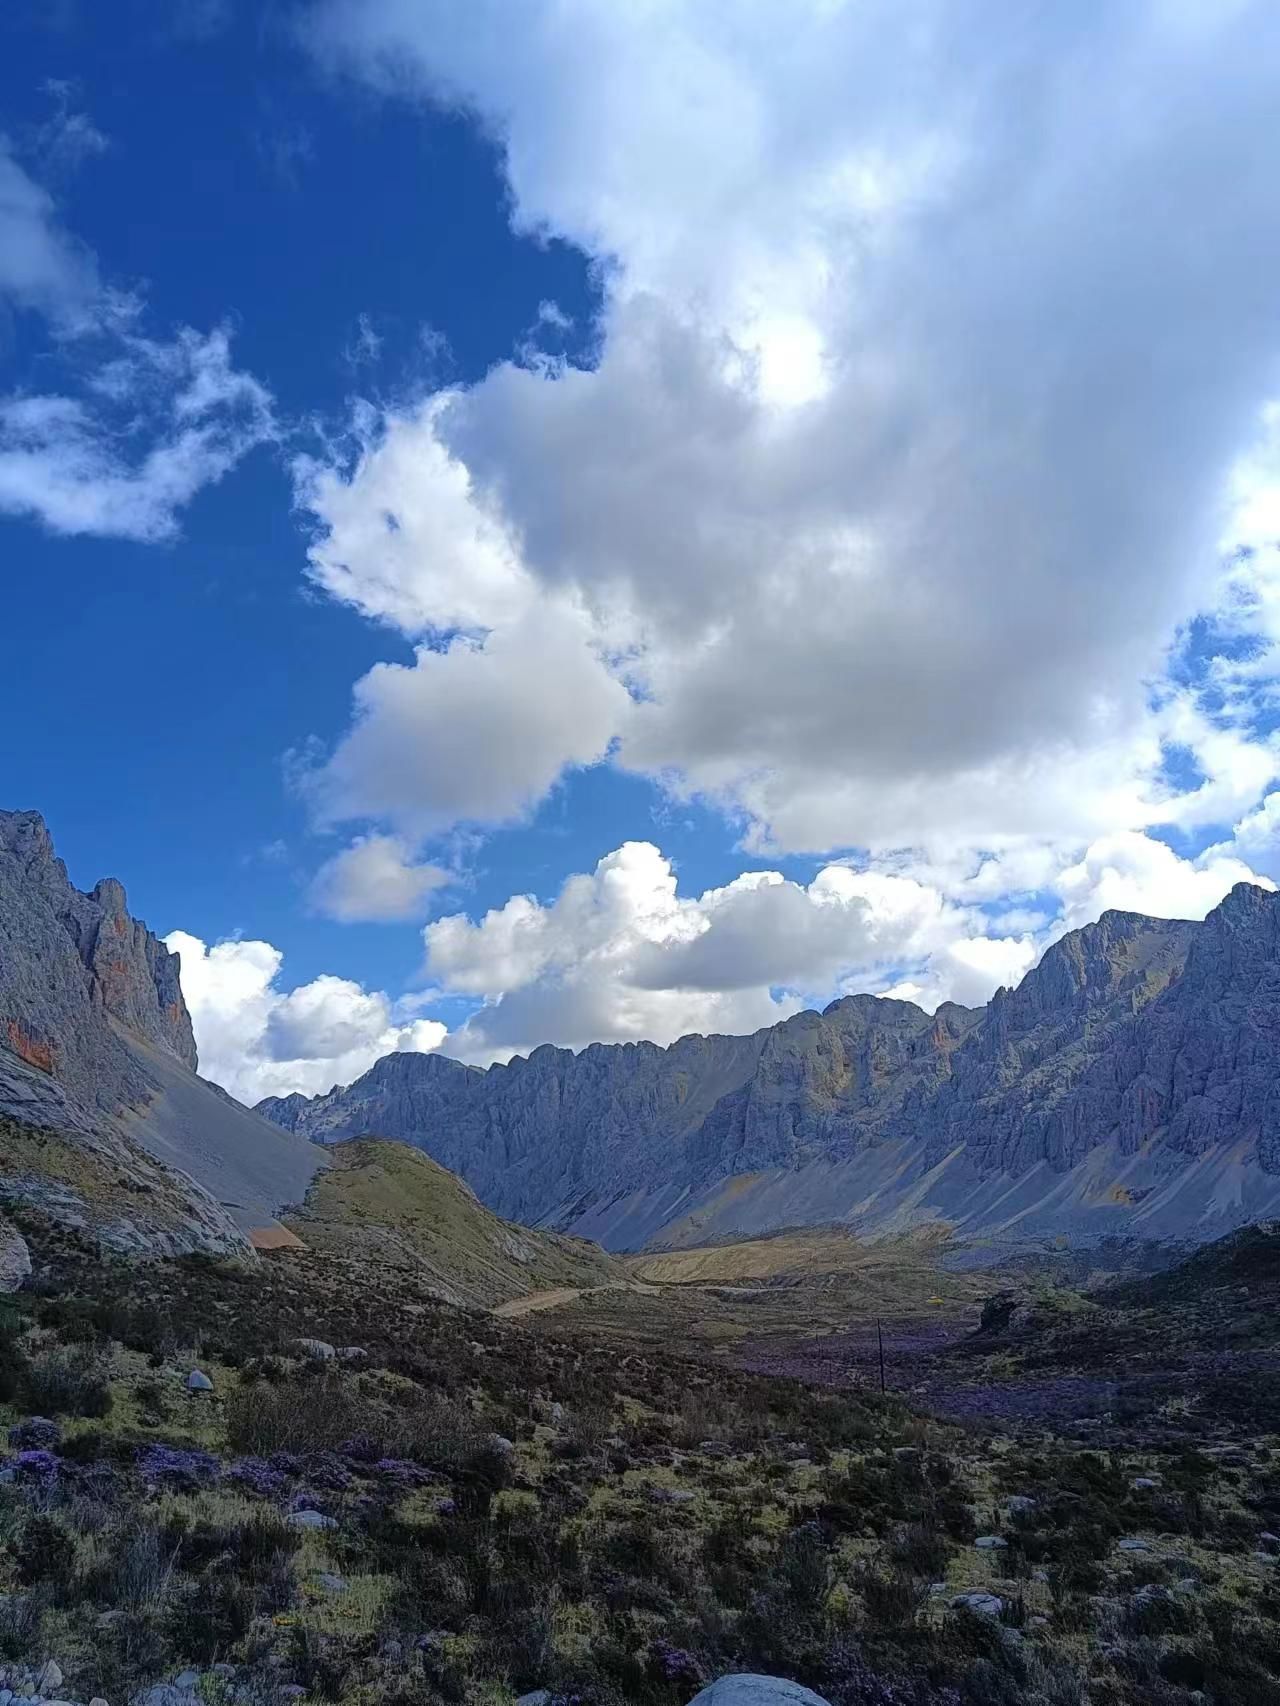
[{"xmin": 877, "ymin": 1317, "xmax": 886, "ymax": 1394}]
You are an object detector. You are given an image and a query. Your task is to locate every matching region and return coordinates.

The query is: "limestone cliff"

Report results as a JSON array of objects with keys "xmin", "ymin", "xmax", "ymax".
[
  {"xmin": 259, "ymin": 887, "xmax": 1280, "ymax": 1251},
  {"xmin": 0, "ymin": 810, "xmax": 324, "ymax": 1253}
]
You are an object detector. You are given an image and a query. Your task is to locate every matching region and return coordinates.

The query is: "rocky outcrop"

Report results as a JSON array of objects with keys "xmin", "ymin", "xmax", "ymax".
[
  {"xmin": 0, "ymin": 810, "xmax": 324, "ymax": 1253},
  {"xmin": 259, "ymin": 886, "xmax": 1280, "ymax": 1252},
  {"xmin": 0, "ymin": 1212, "xmax": 30, "ymax": 1290}
]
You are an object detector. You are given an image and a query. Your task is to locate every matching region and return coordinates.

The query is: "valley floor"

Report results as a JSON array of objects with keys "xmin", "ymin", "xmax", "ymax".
[{"xmin": 1, "ymin": 1210, "xmax": 1279, "ymax": 1706}]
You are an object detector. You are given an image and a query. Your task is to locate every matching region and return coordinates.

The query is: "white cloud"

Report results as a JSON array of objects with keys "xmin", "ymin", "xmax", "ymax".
[
  {"xmin": 0, "ymin": 327, "xmax": 275, "ymax": 541},
  {"xmin": 423, "ymin": 840, "xmax": 1039, "ymax": 1062},
  {"xmin": 293, "ymin": 0, "xmax": 1280, "ymax": 890},
  {"xmin": 306, "ymin": 600, "xmax": 630, "ymax": 835},
  {"xmin": 0, "ymin": 139, "xmax": 275, "ymax": 541},
  {"xmin": 311, "ymin": 833, "xmax": 448, "ymax": 922},
  {"xmin": 1054, "ymin": 831, "xmax": 1273, "ymax": 934},
  {"xmin": 0, "ymin": 138, "xmax": 99, "ymax": 324},
  {"xmin": 166, "ymin": 929, "xmax": 446, "ymax": 1103}
]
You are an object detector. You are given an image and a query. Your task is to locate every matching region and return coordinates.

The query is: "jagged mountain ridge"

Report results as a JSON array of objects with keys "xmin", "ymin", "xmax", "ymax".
[
  {"xmin": 259, "ymin": 886, "xmax": 1280, "ymax": 1251},
  {"xmin": 0, "ymin": 810, "xmax": 324, "ymax": 1251}
]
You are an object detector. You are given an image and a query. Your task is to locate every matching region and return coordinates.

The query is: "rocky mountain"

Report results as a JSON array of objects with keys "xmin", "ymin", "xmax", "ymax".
[
  {"xmin": 0, "ymin": 810, "xmax": 323, "ymax": 1253},
  {"xmin": 259, "ymin": 886, "xmax": 1280, "ymax": 1252}
]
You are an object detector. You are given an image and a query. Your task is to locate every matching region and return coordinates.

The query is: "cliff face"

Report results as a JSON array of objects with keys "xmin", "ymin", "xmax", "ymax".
[
  {"xmin": 0, "ymin": 810, "xmax": 324, "ymax": 1253},
  {"xmin": 259, "ymin": 887, "xmax": 1280, "ymax": 1251},
  {"xmin": 0, "ymin": 810, "xmax": 188, "ymax": 1132}
]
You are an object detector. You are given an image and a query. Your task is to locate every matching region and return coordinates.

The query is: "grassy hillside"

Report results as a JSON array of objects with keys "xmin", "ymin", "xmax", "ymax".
[{"xmin": 284, "ymin": 1138, "xmax": 619, "ymax": 1309}]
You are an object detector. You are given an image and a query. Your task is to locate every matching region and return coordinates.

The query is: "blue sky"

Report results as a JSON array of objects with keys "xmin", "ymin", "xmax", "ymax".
[{"xmin": 3, "ymin": 2, "xmax": 1280, "ymax": 1102}]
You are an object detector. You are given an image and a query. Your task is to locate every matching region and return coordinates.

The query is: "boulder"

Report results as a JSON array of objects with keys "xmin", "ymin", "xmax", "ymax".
[
  {"xmin": 974, "ymin": 1536, "xmax": 1008, "ymax": 1550},
  {"xmin": 186, "ymin": 1369, "xmax": 213, "ymax": 1393},
  {"xmin": 688, "ymin": 1677, "xmax": 832, "ymax": 1706},
  {"xmin": 294, "ymin": 1339, "xmax": 336, "ymax": 1361},
  {"xmin": 952, "ymin": 1592, "xmax": 1005, "ymax": 1617},
  {"xmin": 34, "ymin": 1664, "xmax": 62, "ymax": 1696},
  {"xmin": 288, "ymin": 1509, "xmax": 338, "ymax": 1531},
  {"xmin": 0, "ymin": 1218, "xmax": 31, "ymax": 1292}
]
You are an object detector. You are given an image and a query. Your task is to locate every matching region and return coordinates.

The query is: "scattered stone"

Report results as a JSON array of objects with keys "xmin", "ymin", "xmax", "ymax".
[
  {"xmin": 1259, "ymin": 1532, "xmax": 1280, "ymax": 1554},
  {"xmin": 892, "ymin": 1447, "xmax": 920, "ymax": 1462},
  {"xmin": 1028, "ymin": 1615, "xmax": 1049, "ymax": 1628},
  {"xmin": 1007, "ymin": 1495, "xmax": 1036, "ymax": 1514},
  {"xmin": 952, "ymin": 1592, "xmax": 1005, "ymax": 1617},
  {"xmin": 1032, "ymin": 1568, "xmax": 1050, "ymax": 1584},
  {"xmin": 287, "ymin": 1509, "xmax": 338, "ymax": 1531},
  {"xmin": 186, "ymin": 1369, "xmax": 213, "ymax": 1393},
  {"xmin": 488, "ymin": 1434, "xmax": 516, "ymax": 1455},
  {"xmin": 314, "ymin": 1573, "xmax": 348, "ymax": 1594},
  {"xmin": 1132, "ymin": 1477, "xmax": 1161, "ymax": 1490},
  {"xmin": 173, "ymin": 1673, "xmax": 200, "ymax": 1690},
  {"xmin": 337, "ymin": 1346, "xmax": 368, "ymax": 1361},
  {"xmin": 35, "ymin": 1663, "xmax": 62, "ymax": 1696},
  {"xmin": 294, "ymin": 1338, "xmax": 336, "ymax": 1361},
  {"xmin": 211, "ymin": 1665, "xmax": 237, "ymax": 1679},
  {"xmin": 89, "ymin": 1697, "xmax": 110, "ymax": 1706},
  {"xmin": 649, "ymin": 1486, "xmax": 696, "ymax": 1504},
  {"xmin": 1174, "ymin": 1578, "xmax": 1201, "ymax": 1595},
  {"xmin": 1117, "ymin": 1538, "xmax": 1151, "ymax": 1553},
  {"xmin": 974, "ymin": 1535, "xmax": 1008, "ymax": 1550},
  {"xmin": 516, "ymin": 1693, "xmax": 552, "ymax": 1706},
  {"xmin": 688, "ymin": 1677, "xmax": 833, "ymax": 1706},
  {"xmin": 699, "ymin": 1440, "xmax": 731, "ymax": 1459}
]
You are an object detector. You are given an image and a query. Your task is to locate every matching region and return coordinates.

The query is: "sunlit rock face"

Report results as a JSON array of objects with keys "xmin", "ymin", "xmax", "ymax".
[{"xmin": 260, "ymin": 887, "xmax": 1280, "ymax": 1252}]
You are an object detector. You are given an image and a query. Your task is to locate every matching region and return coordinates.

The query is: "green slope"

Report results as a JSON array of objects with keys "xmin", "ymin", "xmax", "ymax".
[{"xmin": 284, "ymin": 1137, "xmax": 619, "ymax": 1309}]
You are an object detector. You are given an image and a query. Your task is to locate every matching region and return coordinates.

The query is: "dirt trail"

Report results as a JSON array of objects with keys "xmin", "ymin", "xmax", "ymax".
[{"xmin": 494, "ymin": 1279, "xmax": 659, "ymax": 1317}]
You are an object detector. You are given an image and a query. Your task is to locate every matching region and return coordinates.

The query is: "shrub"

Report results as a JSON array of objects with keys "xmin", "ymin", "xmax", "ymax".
[
  {"xmin": 13, "ymin": 1516, "xmax": 75, "ymax": 1586},
  {"xmin": 23, "ymin": 1344, "xmax": 113, "ymax": 1417}
]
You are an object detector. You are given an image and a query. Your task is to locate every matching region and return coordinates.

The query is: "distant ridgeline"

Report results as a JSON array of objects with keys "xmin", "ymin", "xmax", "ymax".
[{"xmin": 260, "ymin": 886, "xmax": 1280, "ymax": 1252}]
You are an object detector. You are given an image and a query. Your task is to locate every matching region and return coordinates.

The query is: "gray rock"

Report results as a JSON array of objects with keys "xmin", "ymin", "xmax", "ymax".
[
  {"xmin": 313, "ymin": 1573, "xmax": 348, "ymax": 1594},
  {"xmin": 1132, "ymin": 1477, "xmax": 1161, "ymax": 1490},
  {"xmin": 186, "ymin": 1370, "xmax": 213, "ymax": 1393},
  {"xmin": 257, "ymin": 885, "xmax": 1280, "ymax": 1252},
  {"xmin": 1259, "ymin": 1531, "xmax": 1280, "ymax": 1553},
  {"xmin": 172, "ymin": 1675, "xmax": 200, "ymax": 1691},
  {"xmin": 687, "ymin": 1678, "xmax": 832, "ymax": 1706},
  {"xmin": 34, "ymin": 1666, "xmax": 60, "ymax": 1696},
  {"xmin": 516, "ymin": 1693, "xmax": 551, "ymax": 1706},
  {"xmin": 336, "ymin": 1347, "xmax": 367, "ymax": 1362},
  {"xmin": 1006, "ymin": 1495, "xmax": 1036, "ymax": 1513},
  {"xmin": 952, "ymin": 1593, "xmax": 1005, "ymax": 1617},
  {"xmin": 287, "ymin": 1510, "xmax": 337, "ymax": 1531},
  {"xmin": 0, "ymin": 1218, "xmax": 31, "ymax": 1292},
  {"xmin": 974, "ymin": 1536, "xmax": 1008, "ymax": 1550},
  {"xmin": 293, "ymin": 1339, "xmax": 336, "ymax": 1361},
  {"xmin": 89, "ymin": 1697, "xmax": 110, "ymax": 1706},
  {"xmin": 1117, "ymin": 1538, "xmax": 1151, "ymax": 1553},
  {"xmin": 488, "ymin": 1435, "xmax": 516, "ymax": 1455}
]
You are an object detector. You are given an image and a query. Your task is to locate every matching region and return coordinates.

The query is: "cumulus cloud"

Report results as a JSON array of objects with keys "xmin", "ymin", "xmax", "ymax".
[
  {"xmin": 421, "ymin": 828, "xmax": 1277, "ymax": 1067},
  {"xmin": 166, "ymin": 929, "xmax": 446, "ymax": 1103},
  {"xmin": 310, "ymin": 833, "xmax": 448, "ymax": 923},
  {"xmin": 423, "ymin": 841, "xmax": 1040, "ymax": 1062},
  {"xmin": 307, "ymin": 601, "xmax": 630, "ymax": 835},
  {"xmin": 296, "ymin": 0, "xmax": 1280, "ymax": 875}
]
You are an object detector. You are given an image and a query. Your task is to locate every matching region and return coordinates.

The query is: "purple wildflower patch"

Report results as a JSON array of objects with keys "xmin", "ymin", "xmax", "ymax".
[
  {"xmin": 226, "ymin": 1457, "xmax": 289, "ymax": 1498},
  {"xmin": 13, "ymin": 1449, "xmax": 60, "ymax": 1481},
  {"xmin": 138, "ymin": 1444, "xmax": 221, "ymax": 1490},
  {"xmin": 8, "ymin": 1418, "xmax": 60, "ymax": 1451}
]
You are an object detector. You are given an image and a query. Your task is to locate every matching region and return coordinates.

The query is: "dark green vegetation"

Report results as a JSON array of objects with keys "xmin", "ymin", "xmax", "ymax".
[{"xmin": 3, "ymin": 1202, "xmax": 1280, "ymax": 1706}]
